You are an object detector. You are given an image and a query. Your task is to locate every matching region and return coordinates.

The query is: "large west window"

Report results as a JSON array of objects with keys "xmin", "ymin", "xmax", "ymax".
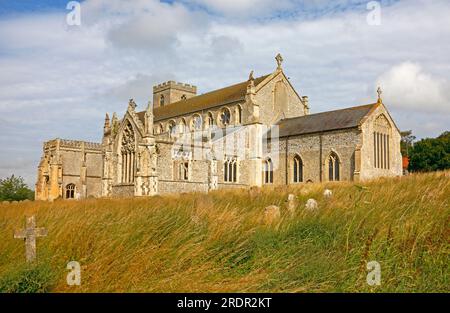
[
  {"xmin": 121, "ymin": 122, "xmax": 136, "ymax": 183},
  {"xmin": 373, "ymin": 115, "xmax": 391, "ymax": 169}
]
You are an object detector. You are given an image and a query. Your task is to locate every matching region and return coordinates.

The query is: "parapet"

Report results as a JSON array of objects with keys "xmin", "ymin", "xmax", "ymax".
[{"xmin": 153, "ymin": 81, "xmax": 197, "ymax": 94}]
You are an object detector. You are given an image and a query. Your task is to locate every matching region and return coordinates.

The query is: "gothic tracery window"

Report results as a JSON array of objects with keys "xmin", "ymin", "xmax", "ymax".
[
  {"xmin": 219, "ymin": 108, "xmax": 231, "ymax": 127},
  {"xmin": 121, "ymin": 122, "xmax": 136, "ymax": 183},
  {"xmin": 328, "ymin": 152, "xmax": 340, "ymax": 181},
  {"xmin": 65, "ymin": 183, "xmax": 75, "ymax": 199},
  {"xmin": 224, "ymin": 157, "xmax": 237, "ymax": 183}
]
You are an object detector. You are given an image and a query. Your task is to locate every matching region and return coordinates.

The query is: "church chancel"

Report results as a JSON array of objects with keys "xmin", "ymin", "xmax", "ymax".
[{"xmin": 35, "ymin": 55, "xmax": 402, "ymax": 200}]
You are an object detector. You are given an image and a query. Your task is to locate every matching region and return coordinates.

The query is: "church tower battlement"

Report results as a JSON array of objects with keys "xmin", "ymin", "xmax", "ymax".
[{"xmin": 153, "ymin": 81, "xmax": 197, "ymax": 108}]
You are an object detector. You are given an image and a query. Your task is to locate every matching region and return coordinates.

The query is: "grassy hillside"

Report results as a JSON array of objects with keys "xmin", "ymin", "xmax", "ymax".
[{"xmin": 0, "ymin": 171, "xmax": 448, "ymax": 293}]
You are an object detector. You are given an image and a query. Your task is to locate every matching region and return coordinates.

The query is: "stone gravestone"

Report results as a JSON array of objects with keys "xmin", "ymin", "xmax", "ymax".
[
  {"xmin": 14, "ymin": 215, "xmax": 48, "ymax": 262},
  {"xmin": 264, "ymin": 205, "xmax": 280, "ymax": 224},
  {"xmin": 305, "ymin": 198, "xmax": 318, "ymax": 212},
  {"xmin": 286, "ymin": 194, "xmax": 298, "ymax": 215},
  {"xmin": 323, "ymin": 189, "xmax": 333, "ymax": 198}
]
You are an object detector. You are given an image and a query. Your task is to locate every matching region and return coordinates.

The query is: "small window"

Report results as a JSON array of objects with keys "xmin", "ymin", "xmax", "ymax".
[
  {"xmin": 263, "ymin": 158, "xmax": 273, "ymax": 184},
  {"xmin": 66, "ymin": 183, "xmax": 75, "ymax": 199},
  {"xmin": 179, "ymin": 162, "xmax": 189, "ymax": 181},
  {"xmin": 293, "ymin": 155, "xmax": 303, "ymax": 183},
  {"xmin": 160, "ymin": 95, "xmax": 165, "ymax": 106},
  {"xmin": 206, "ymin": 112, "xmax": 214, "ymax": 129},
  {"xmin": 181, "ymin": 94, "xmax": 187, "ymax": 100},
  {"xmin": 236, "ymin": 105, "xmax": 242, "ymax": 124}
]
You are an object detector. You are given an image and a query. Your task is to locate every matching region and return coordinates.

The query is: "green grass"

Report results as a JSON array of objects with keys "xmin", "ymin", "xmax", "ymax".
[{"xmin": 0, "ymin": 171, "xmax": 448, "ymax": 292}]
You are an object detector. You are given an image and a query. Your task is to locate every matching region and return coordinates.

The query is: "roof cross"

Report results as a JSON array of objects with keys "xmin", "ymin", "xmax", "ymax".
[
  {"xmin": 377, "ymin": 87, "xmax": 383, "ymax": 103},
  {"xmin": 14, "ymin": 216, "xmax": 48, "ymax": 262},
  {"xmin": 275, "ymin": 53, "xmax": 283, "ymax": 70}
]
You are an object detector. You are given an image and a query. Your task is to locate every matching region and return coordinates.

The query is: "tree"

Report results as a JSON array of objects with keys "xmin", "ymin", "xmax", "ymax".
[
  {"xmin": 400, "ymin": 130, "xmax": 416, "ymax": 157},
  {"xmin": 0, "ymin": 175, "xmax": 34, "ymax": 201},
  {"xmin": 408, "ymin": 131, "xmax": 450, "ymax": 172}
]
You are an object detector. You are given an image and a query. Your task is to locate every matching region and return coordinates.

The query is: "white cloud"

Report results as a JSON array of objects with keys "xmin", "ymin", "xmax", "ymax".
[
  {"xmin": 186, "ymin": 0, "xmax": 292, "ymax": 16},
  {"xmin": 376, "ymin": 62, "xmax": 450, "ymax": 113},
  {"xmin": 103, "ymin": 1, "xmax": 209, "ymax": 52}
]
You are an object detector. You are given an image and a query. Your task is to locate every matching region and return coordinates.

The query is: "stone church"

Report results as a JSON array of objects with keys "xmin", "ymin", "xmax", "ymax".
[{"xmin": 35, "ymin": 55, "xmax": 403, "ymax": 201}]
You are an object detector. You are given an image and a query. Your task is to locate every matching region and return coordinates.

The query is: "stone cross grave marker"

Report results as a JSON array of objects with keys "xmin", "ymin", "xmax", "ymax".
[{"xmin": 14, "ymin": 215, "xmax": 48, "ymax": 262}]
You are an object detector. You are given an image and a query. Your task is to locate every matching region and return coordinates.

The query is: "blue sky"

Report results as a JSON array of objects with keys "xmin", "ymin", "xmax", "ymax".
[
  {"xmin": 0, "ymin": 0, "xmax": 398, "ymax": 18},
  {"xmin": 0, "ymin": 0, "xmax": 73, "ymax": 15},
  {"xmin": 0, "ymin": 0, "xmax": 449, "ymax": 185}
]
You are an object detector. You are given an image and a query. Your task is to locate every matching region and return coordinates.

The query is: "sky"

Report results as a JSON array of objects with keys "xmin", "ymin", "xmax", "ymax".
[{"xmin": 0, "ymin": 0, "xmax": 449, "ymax": 186}]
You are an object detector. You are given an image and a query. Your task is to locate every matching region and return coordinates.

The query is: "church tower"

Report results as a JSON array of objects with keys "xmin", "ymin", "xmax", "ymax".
[{"xmin": 152, "ymin": 81, "xmax": 197, "ymax": 108}]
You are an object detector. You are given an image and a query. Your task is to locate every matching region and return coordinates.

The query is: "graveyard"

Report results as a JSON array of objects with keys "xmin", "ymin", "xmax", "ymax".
[{"xmin": 0, "ymin": 170, "xmax": 448, "ymax": 293}]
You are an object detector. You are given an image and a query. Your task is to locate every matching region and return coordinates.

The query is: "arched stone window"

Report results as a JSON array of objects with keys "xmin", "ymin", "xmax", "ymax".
[
  {"xmin": 179, "ymin": 118, "xmax": 187, "ymax": 134},
  {"xmin": 263, "ymin": 158, "xmax": 273, "ymax": 184},
  {"xmin": 236, "ymin": 105, "xmax": 242, "ymax": 124},
  {"xmin": 179, "ymin": 161, "xmax": 189, "ymax": 181},
  {"xmin": 219, "ymin": 107, "xmax": 231, "ymax": 127},
  {"xmin": 293, "ymin": 155, "xmax": 303, "ymax": 183},
  {"xmin": 158, "ymin": 123, "xmax": 164, "ymax": 134},
  {"xmin": 206, "ymin": 112, "xmax": 214, "ymax": 129},
  {"xmin": 373, "ymin": 114, "xmax": 392, "ymax": 169},
  {"xmin": 191, "ymin": 114, "xmax": 202, "ymax": 131},
  {"xmin": 224, "ymin": 157, "xmax": 237, "ymax": 183},
  {"xmin": 65, "ymin": 183, "xmax": 75, "ymax": 199},
  {"xmin": 328, "ymin": 152, "xmax": 340, "ymax": 181},
  {"xmin": 167, "ymin": 120, "xmax": 176, "ymax": 138},
  {"xmin": 121, "ymin": 121, "xmax": 136, "ymax": 183},
  {"xmin": 160, "ymin": 95, "xmax": 165, "ymax": 106}
]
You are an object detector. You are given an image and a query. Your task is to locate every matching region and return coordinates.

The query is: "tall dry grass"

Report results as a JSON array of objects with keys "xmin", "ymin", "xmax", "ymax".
[{"xmin": 0, "ymin": 171, "xmax": 448, "ymax": 292}]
